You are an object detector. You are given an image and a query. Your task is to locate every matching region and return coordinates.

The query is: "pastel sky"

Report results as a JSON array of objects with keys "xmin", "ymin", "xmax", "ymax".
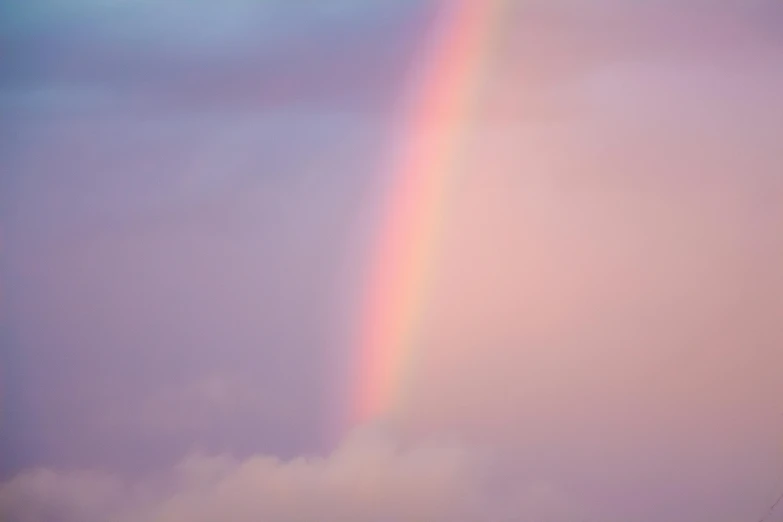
[{"xmin": 2, "ymin": 1, "xmax": 783, "ymax": 521}]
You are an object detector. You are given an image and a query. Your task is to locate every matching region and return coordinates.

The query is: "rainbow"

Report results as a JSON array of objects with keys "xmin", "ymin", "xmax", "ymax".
[{"xmin": 349, "ymin": 0, "xmax": 506, "ymax": 427}]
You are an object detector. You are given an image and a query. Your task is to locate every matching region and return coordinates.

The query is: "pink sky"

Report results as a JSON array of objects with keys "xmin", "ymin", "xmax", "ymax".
[{"xmin": 1, "ymin": 1, "xmax": 782, "ymax": 521}]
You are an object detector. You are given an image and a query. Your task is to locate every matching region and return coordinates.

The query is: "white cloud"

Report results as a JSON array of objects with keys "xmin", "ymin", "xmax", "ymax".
[{"xmin": 0, "ymin": 426, "xmax": 580, "ymax": 522}]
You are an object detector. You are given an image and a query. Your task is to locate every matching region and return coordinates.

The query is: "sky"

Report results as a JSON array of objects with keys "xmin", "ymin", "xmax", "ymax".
[{"xmin": 1, "ymin": 1, "xmax": 783, "ymax": 521}]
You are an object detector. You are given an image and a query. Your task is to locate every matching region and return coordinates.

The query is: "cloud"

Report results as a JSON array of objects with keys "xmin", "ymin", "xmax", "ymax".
[
  {"xmin": 3, "ymin": 0, "xmax": 409, "ymax": 48},
  {"xmin": 0, "ymin": 426, "xmax": 582, "ymax": 522},
  {"xmin": 0, "ymin": 469, "xmax": 125, "ymax": 522},
  {"xmin": 1, "ymin": 1, "xmax": 425, "ymax": 115}
]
